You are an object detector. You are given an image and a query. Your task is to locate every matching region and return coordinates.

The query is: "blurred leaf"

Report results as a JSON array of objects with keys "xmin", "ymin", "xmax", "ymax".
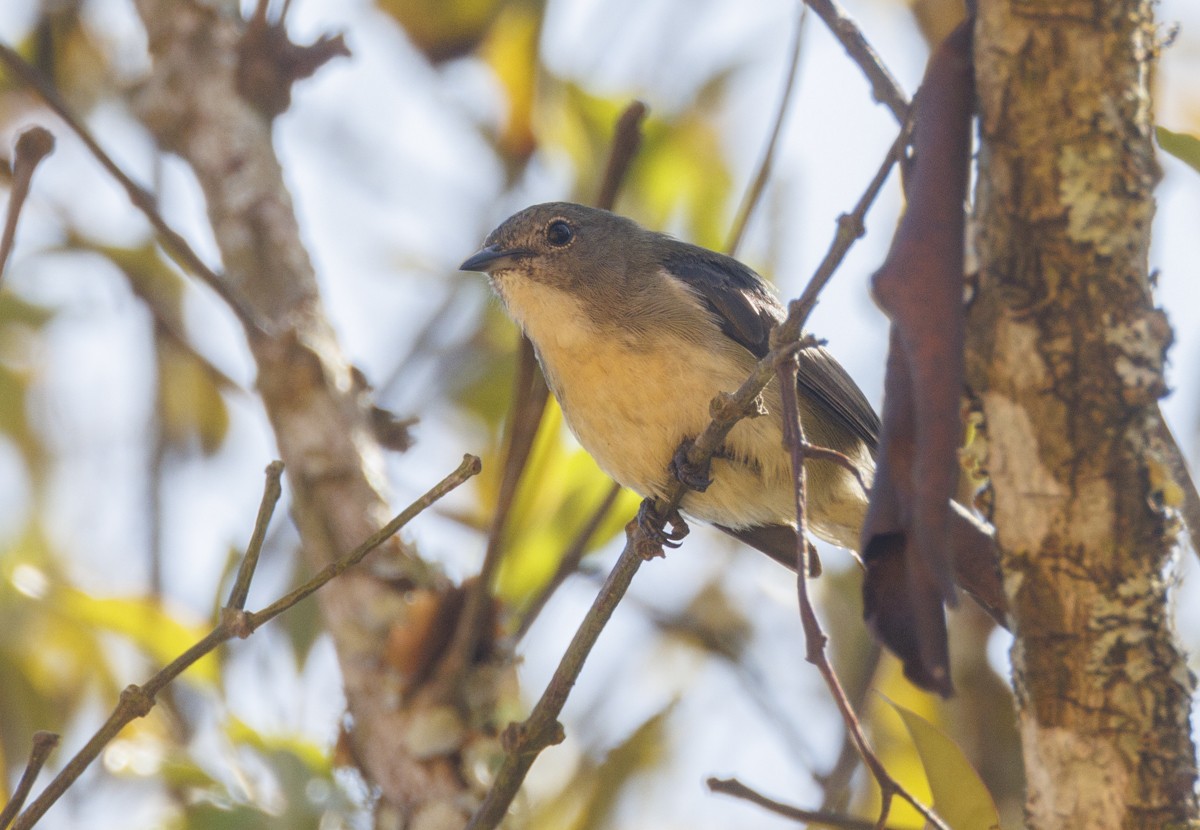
[
  {"xmin": 74, "ymin": 239, "xmax": 235, "ymax": 454},
  {"xmin": 376, "ymin": 0, "xmax": 505, "ymax": 63},
  {"xmin": 24, "ymin": 4, "xmax": 115, "ymax": 112},
  {"xmin": 0, "ymin": 292, "xmax": 54, "ymax": 330},
  {"xmin": 489, "ymin": 400, "xmax": 638, "ymax": 607},
  {"xmin": 157, "ymin": 335, "xmax": 231, "ymax": 454},
  {"xmin": 540, "ymin": 79, "xmax": 735, "ymax": 248},
  {"xmin": 0, "ymin": 292, "xmax": 53, "ymax": 478},
  {"xmin": 529, "ymin": 704, "xmax": 675, "ymax": 830},
  {"xmin": 86, "ymin": 240, "xmax": 187, "ymax": 324},
  {"xmin": 479, "ymin": 0, "xmax": 543, "ymax": 165},
  {"xmin": 908, "ymin": 0, "xmax": 966, "ymax": 47},
  {"xmin": 56, "ymin": 588, "xmax": 220, "ymax": 685},
  {"xmin": 661, "ymin": 581, "xmax": 752, "ymax": 662},
  {"xmin": 885, "ymin": 696, "xmax": 1002, "ymax": 830},
  {"xmin": 1157, "ymin": 126, "xmax": 1200, "ymax": 174}
]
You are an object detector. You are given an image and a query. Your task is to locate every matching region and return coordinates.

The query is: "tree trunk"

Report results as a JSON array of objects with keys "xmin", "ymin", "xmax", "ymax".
[
  {"xmin": 968, "ymin": 2, "xmax": 1198, "ymax": 828},
  {"xmin": 131, "ymin": 3, "xmax": 509, "ymax": 827}
]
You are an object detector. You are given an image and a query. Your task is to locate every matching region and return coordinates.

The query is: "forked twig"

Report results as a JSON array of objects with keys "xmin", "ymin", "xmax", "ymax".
[
  {"xmin": 776, "ymin": 351, "xmax": 947, "ymax": 830},
  {"xmin": 4, "ymin": 456, "xmax": 480, "ymax": 830}
]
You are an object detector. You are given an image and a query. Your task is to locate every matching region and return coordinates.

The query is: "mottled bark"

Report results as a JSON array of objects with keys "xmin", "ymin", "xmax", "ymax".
[
  {"xmin": 968, "ymin": 2, "xmax": 1198, "ymax": 828},
  {"xmin": 130, "ymin": 3, "xmax": 508, "ymax": 827}
]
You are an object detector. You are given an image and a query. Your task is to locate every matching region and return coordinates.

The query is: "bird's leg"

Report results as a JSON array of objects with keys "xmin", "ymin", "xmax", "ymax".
[
  {"xmin": 669, "ymin": 437, "xmax": 712, "ymax": 492},
  {"xmin": 634, "ymin": 499, "xmax": 690, "ymax": 552}
]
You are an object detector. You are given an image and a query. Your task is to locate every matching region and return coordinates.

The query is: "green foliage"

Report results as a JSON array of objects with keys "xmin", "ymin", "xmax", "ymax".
[
  {"xmin": 1157, "ymin": 126, "xmax": 1200, "ymax": 174},
  {"xmin": 886, "ymin": 697, "xmax": 1003, "ymax": 830}
]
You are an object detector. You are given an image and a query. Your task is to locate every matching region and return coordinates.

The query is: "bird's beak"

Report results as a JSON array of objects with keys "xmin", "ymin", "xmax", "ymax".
[{"xmin": 459, "ymin": 244, "xmax": 531, "ymax": 273}]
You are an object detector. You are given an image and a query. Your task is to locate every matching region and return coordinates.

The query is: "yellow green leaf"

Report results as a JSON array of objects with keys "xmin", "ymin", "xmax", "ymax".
[
  {"xmin": 56, "ymin": 589, "xmax": 219, "ymax": 685},
  {"xmin": 884, "ymin": 696, "xmax": 1002, "ymax": 830},
  {"xmin": 376, "ymin": 0, "xmax": 505, "ymax": 63},
  {"xmin": 1157, "ymin": 126, "xmax": 1200, "ymax": 175}
]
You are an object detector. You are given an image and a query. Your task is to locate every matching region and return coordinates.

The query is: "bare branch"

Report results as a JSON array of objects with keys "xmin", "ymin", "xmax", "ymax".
[
  {"xmin": 776, "ymin": 352, "xmax": 947, "ymax": 830},
  {"xmin": 7, "ymin": 456, "xmax": 480, "ymax": 830},
  {"xmin": 0, "ymin": 126, "xmax": 54, "ymax": 286},
  {"xmin": 0, "ymin": 42, "xmax": 266, "ymax": 334},
  {"xmin": 708, "ymin": 777, "xmax": 910, "ymax": 830},
  {"xmin": 0, "ymin": 732, "xmax": 59, "ymax": 830},
  {"xmin": 803, "ymin": 0, "xmax": 910, "ymax": 121}
]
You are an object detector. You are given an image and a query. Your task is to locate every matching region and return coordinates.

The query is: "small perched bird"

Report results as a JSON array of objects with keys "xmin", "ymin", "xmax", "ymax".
[{"xmin": 461, "ymin": 202, "xmax": 1003, "ymax": 694}]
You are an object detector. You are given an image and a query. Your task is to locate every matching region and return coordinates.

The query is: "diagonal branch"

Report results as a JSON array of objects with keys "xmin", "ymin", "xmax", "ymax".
[
  {"xmin": 803, "ymin": 0, "xmax": 910, "ymax": 121},
  {"xmin": 0, "ymin": 42, "xmax": 265, "ymax": 333},
  {"xmin": 5, "ymin": 455, "xmax": 480, "ymax": 830}
]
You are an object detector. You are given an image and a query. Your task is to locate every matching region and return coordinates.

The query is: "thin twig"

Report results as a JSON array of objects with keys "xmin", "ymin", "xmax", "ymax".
[
  {"xmin": 8, "ymin": 456, "xmax": 480, "ymax": 830},
  {"xmin": 595, "ymin": 101, "xmax": 648, "ymax": 212},
  {"xmin": 0, "ymin": 732, "xmax": 59, "ymax": 830},
  {"xmin": 515, "ymin": 481, "xmax": 623, "ymax": 640},
  {"xmin": 776, "ymin": 353, "xmax": 947, "ymax": 830},
  {"xmin": 226, "ymin": 460, "xmax": 285, "ymax": 610},
  {"xmin": 465, "ymin": 520, "xmax": 650, "ymax": 830},
  {"xmin": 0, "ymin": 126, "xmax": 54, "ymax": 286},
  {"xmin": 803, "ymin": 0, "xmax": 909, "ymax": 122},
  {"xmin": 0, "ymin": 43, "xmax": 266, "ymax": 334},
  {"xmin": 816, "ymin": 641, "xmax": 883, "ymax": 811},
  {"xmin": 708, "ymin": 777, "xmax": 910, "ymax": 830},
  {"xmin": 726, "ymin": 6, "xmax": 807, "ymax": 256}
]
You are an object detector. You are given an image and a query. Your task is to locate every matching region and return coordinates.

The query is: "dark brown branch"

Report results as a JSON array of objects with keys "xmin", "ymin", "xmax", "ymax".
[
  {"xmin": 708, "ymin": 777, "xmax": 909, "ymax": 830},
  {"xmin": 0, "ymin": 732, "xmax": 59, "ymax": 830},
  {"xmin": 0, "ymin": 42, "xmax": 266, "ymax": 334},
  {"xmin": 776, "ymin": 352, "xmax": 947, "ymax": 830},
  {"xmin": 0, "ymin": 126, "xmax": 54, "ymax": 286},
  {"xmin": 725, "ymin": 6, "xmax": 807, "ymax": 256},
  {"xmin": 803, "ymin": 0, "xmax": 910, "ymax": 122},
  {"xmin": 8, "ymin": 455, "xmax": 480, "ymax": 830}
]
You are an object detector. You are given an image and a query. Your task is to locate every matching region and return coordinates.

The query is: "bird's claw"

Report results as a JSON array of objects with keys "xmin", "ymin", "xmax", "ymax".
[
  {"xmin": 669, "ymin": 439, "xmax": 712, "ymax": 492},
  {"xmin": 634, "ymin": 500, "xmax": 689, "ymax": 558}
]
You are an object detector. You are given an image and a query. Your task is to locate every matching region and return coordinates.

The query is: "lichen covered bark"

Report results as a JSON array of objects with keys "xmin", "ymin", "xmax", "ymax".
[{"xmin": 967, "ymin": 2, "xmax": 1198, "ymax": 828}]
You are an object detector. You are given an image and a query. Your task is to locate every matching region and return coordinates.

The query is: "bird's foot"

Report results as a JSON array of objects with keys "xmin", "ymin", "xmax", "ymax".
[
  {"xmin": 669, "ymin": 438, "xmax": 712, "ymax": 492},
  {"xmin": 633, "ymin": 499, "xmax": 689, "ymax": 558}
]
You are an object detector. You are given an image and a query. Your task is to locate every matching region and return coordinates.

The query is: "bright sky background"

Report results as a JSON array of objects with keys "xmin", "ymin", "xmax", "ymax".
[{"xmin": 1, "ymin": 0, "xmax": 1198, "ymax": 827}]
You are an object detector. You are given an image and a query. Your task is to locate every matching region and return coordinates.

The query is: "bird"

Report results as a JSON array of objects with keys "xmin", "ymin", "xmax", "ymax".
[{"xmin": 461, "ymin": 201, "xmax": 1004, "ymax": 695}]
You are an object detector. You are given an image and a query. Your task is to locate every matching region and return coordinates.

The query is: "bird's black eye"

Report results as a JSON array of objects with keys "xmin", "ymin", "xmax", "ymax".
[{"xmin": 545, "ymin": 219, "xmax": 574, "ymax": 247}]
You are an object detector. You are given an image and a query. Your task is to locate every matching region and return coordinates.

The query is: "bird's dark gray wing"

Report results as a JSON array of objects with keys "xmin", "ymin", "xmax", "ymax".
[
  {"xmin": 662, "ymin": 244, "xmax": 880, "ymax": 451},
  {"xmin": 661, "ymin": 244, "xmax": 782, "ymax": 357},
  {"xmin": 795, "ymin": 346, "xmax": 880, "ymax": 450}
]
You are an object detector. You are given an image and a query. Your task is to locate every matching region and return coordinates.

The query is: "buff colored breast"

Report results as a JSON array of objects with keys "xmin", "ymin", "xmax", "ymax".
[{"xmin": 492, "ymin": 272, "xmax": 870, "ymax": 549}]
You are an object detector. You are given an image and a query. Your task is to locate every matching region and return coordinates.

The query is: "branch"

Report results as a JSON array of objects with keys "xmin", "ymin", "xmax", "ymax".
[
  {"xmin": 5, "ymin": 455, "xmax": 480, "ymax": 830},
  {"xmin": 803, "ymin": 0, "xmax": 910, "ymax": 121},
  {"xmin": 0, "ymin": 42, "xmax": 266, "ymax": 334},
  {"xmin": 0, "ymin": 126, "xmax": 54, "ymax": 285},
  {"xmin": 776, "ymin": 352, "xmax": 948, "ymax": 830},
  {"xmin": 0, "ymin": 733, "xmax": 58, "ymax": 830},
  {"xmin": 708, "ymin": 777, "xmax": 910, "ymax": 830},
  {"xmin": 465, "ymin": 518, "xmax": 652, "ymax": 830}
]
